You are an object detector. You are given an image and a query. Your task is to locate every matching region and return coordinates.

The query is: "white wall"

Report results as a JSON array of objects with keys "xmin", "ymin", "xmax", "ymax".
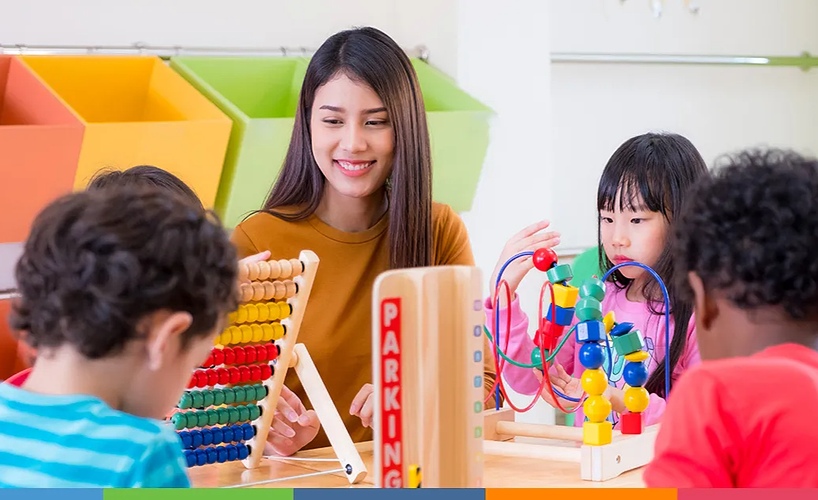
[{"xmin": 548, "ymin": 0, "xmax": 818, "ymax": 250}]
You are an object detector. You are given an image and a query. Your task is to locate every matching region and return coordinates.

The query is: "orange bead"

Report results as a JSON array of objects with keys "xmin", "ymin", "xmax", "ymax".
[
  {"xmin": 257, "ymin": 261, "xmax": 271, "ymax": 280},
  {"xmin": 248, "ymin": 262, "xmax": 259, "ymax": 281},
  {"xmin": 263, "ymin": 281, "xmax": 276, "ymax": 301},
  {"xmin": 268, "ymin": 260, "xmax": 281, "ymax": 279},
  {"xmin": 279, "ymin": 259, "xmax": 293, "ymax": 278},
  {"xmin": 289, "ymin": 258, "xmax": 303, "ymax": 276},
  {"xmin": 252, "ymin": 282, "xmax": 264, "ymax": 302}
]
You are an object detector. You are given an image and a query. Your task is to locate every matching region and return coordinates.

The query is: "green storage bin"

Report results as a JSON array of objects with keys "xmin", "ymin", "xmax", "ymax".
[{"xmin": 171, "ymin": 56, "xmax": 492, "ymax": 228}]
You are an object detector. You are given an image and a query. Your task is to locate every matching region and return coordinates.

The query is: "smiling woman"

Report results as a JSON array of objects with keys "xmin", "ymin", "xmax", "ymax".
[{"xmin": 230, "ymin": 26, "xmax": 498, "ymax": 456}]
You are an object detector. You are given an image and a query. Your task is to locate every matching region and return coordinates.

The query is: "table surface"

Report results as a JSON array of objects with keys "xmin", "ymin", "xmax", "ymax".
[{"xmin": 188, "ymin": 441, "xmax": 646, "ymax": 488}]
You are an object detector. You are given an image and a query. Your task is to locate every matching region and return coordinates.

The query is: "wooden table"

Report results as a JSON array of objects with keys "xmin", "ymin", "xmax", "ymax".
[{"xmin": 189, "ymin": 441, "xmax": 645, "ymax": 488}]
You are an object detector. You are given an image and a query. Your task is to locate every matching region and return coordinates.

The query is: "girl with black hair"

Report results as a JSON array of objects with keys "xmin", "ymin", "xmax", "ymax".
[{"xmin": 486, "ymin": 132, "xmax": 707, "ymax": 429}]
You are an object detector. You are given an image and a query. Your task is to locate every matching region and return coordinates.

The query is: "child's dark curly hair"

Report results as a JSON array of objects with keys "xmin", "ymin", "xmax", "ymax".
[
  {"xmin": 10, "ymin": 187, "xmax": 239, "ymax": 359},
  {"xmin": 87, "ymin": 165, "xmax": 203, "ymax": 209},
  {"xmin": 675, "ymin": 148, "xmax": 818, "ymax": 319}
]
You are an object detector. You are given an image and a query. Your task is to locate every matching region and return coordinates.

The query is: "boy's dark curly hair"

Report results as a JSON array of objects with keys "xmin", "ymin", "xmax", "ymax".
[
  {"xmin": 10, "ymin": 187, "xmax": 239, "ymax": 359},
  {"xmin": 87, "ymin": 165, "xmax": 203, "ymax": 209},
  {"xmin": 675, "ymin": 148, "xmax": 818, "ymax": 320}
]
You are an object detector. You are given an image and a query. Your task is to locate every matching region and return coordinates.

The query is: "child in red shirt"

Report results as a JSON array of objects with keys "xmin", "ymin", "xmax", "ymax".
[{"xmin": 643, "ymin": 148, "xmax": 818, "ymax": 487}]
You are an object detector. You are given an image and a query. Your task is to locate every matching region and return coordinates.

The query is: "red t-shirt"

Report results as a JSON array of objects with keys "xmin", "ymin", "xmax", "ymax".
[{"xmin": 643, "ymin": 343, "xmax": 818, "ymax": 487}]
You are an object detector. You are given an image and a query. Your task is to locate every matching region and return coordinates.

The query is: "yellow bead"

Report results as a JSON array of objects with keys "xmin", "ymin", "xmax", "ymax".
[
  {"xmin": 251, "ymin": 324, "xmax": 263, "ymax": 343},
  {"xmin": 246, "ymin": 304, "xmax": 259, "ymax": 323},
  {"xmin": 266, "ymin": 303, "xmax": 279, "ymax": 321},
  {"xmin": 583, "ymin": 421, "xmax": 612, "ymax": 446},
  {"xmin": 581, "ymin": 368, "xmax": 608, "ymax": 395},
  {"xmin": 240, "ymin": 325, "xmax": 253, "ymax": 343},
  {"xmin": 230, "ymin": 326, "xmax": 242, "ymax": 345},
  {"xmin": 583, "ymin": 395, "xmax": 612, "ymax": 423},
  {"xmin": 256, "ymin": 303, "xmax": 269, "ymax": 322},
  {"xmin": 228, "ymin": 311, "xmax": 238, "ymax": 325},
  {"xmin": 235, "ymin": 306, "xmax": 248, "ymax": 324},
  {"xmin": 602, "ymin": 312, "xmax": 615, "ymax": 333},
  {"xmin": 271, "ymin": 323, "xmax": 286, "ymax": 340},
  {"xmin": 624, "ymin": 350, "xmax": 649, "ymax": 362},
  {"xmin": 624, "ymin": 386, "xmax": 650, "ymax": 413},
  {"xmin": 278, "ymin": 302, "xmax": 291, "ymax": 320},
  {"xmin": 552, "ymin": 284, "xmax": 579, "ymax": 309},
  {"xmin": 261, "ymin": 324, "xmax": 274, "ymax": 341}
]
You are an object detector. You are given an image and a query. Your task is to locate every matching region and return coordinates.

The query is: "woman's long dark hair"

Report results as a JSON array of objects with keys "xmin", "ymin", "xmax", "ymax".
[
  {"xmin": 596, "ymin": 132, "xmax": 708, "ymax": 398},
  {"xmin": 261, "ymin": 27, "xmax": 432, "ymax": 269}
]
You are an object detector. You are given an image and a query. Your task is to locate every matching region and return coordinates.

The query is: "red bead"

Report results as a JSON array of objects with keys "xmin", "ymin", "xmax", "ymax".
[
  {"xmin": 187, "ymin": 376, "xmax": 196, "ymax": 389},
  {"xmin": 217, "ymin": 368, "xmax": 229, "ymax": 385},
  {"xmin": 228, "ymin": 367, "xmax": 241, "ymax": 384},
  {"xmin": 239, "ymin": 366, "xmax": 251, "ymax": 383},
  {"xmin": 206, "ymin": 369, "xmax": 219, "ymax": 386},
  {"xmin": 224, "ymin": 348, "xmax": 236, "ymax": 365},
  {"xmin": 248, "ymin": 365, "xmax": 261, "ymax": 381},
  {"xmin": 266, "ymin": 344, "xmax": 278, "ymax": 361},
  {"xmin": 260, "ymin": 364, "xmax": 273, "ymax": 380},
  {"xmin": 213, "ymin": 349, "xmax": 224, "ymax": 366},
  {"xmin": 620, "ymin": 412, "xmax": 644, "ymax": 435},
  {"xmin": 255, "ymin": 345, "xmax": 267, "ymax": 362},
  {"xmin": 195, "ymin": 370, "xmax": 208, "ymax": 388},
  {"xmin": 533, "ymin": 247, "xmax": 558, "ymax": 272},
  {"xmin": 534, "ymin": 319, "xmax": 564, "ymax": 351},
  {"xmin": 234, "ymin": 348, "xmax": 246, "ymax": 365},
  {"xmin": 202, "ymin": 354, "xmax": 214, "ymax": 368},
  {"xmin": 245, "ymin": 347, "xmax": 257, "ymax": 364}
]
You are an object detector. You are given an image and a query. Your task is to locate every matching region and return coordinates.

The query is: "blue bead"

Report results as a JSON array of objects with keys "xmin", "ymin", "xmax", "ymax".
[
  {"xmin": 179, "ymin": 431, "xmax": 192, "ymax": 449},
  {"xmin": 243, "ymin": 423, "xmax": 255, "ymax": 440},
  {"xmin": 195, "ymin": 449, "xmax": 208, "ymax": 466},
  {"xmin": 575, "ymin": 320, "xmax": 605, "ymax": 343},
  {"xmin": 211, "ymin": 427, "xmax": 224, "ymax": 446},
  {"xmin": 237, "ymin": 443, "xmax": 250, "ymax": 460},
  {"xmin": 217, "ymin": 446, "xmax": 228, "ymax": 463},
  {"xmin": 610, "ymin": 322, "xmax": 634, "ymax": 337},
  {"xmin": 226, "ymin": 444, "xmax": 238, "ymax": 461},
  {"xmin": 201, "ymin": 428, "xmax": 213, "ymax": 446},
  {"xmin": 623, "ymin": 361, "xmax": 649, "ymax": 387},
  {"xmin": 223, "ymin": 427, "xmax": 235, "ymax": 443},
  {"xmin": 546, "ymin": 305, "xmax": 575, "ymax": 327},
  {"xmin": 206, "ymin": 448, "xmax": 218, "ymax": 464},
  {"xmin": 184, "ymin": 450, "xmax": 196, "ymax": 468},
  {"xmin": 190, "ymin": 429, "xmax": 203, "ymax": 448},
  {"xmin": 579, "ymin": 342, "xmax": 605, "ymax": 369}
]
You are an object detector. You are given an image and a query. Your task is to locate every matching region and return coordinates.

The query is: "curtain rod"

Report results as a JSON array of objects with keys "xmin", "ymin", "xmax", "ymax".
[
  {"xmin": 551, "ymin": 51, "xmax": 818, "ymax": 71},
  {"xmin": 0, "ymin": 43, "xmax": 431, "ymax": 61}
]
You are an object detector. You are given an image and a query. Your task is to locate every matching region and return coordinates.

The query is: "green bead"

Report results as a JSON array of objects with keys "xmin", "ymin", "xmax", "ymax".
[
  {"xmin": 257, "ymin": 385, "xmax": 268, "ymax": 400},
  {"xmin": 234, "ymin": 386, "xmax": 247, "ymax": 403},
  {"xmin": 202, "ymin": 391, "xmax": 215, "ymax": 408},
  {"xmin": 613, "ymin": 330, "xmax": 645, "ymax": 357},
  {"xmin": 546, "ymin": 264, "xmax": 573, "ymax": 285},
  {"xmin": 191, "ymin": 391, "xmax": 204, "ymax": 409},
  {"xmin": 171, "ymin": 412, "xmax": 186, "ymax": 430},
  {"xmin": 228, "ymin": 407, "xmax": 240, "ymax": 424},
  {"xmin": 238, "ymin": 406, "xmax": 250, "ymax": 422},
  {"xmin": 213, "ymin": 389, "xmax": 225, "ymax": 406},
  {"xmin": 579, "ymin": 278, "xmax": 606, "ymax": 302},
  {"xmin": 207, "ymin": 409, "xmax": 219, "ymax": 426},
  {"xmin": 249, "ymin": 404, "xmax": 261, "ymax": 420},
  {"xmin": 224, "ymin": 389, "xmax": 236, "ymax": 405},
  {"xmin": 575, "ymin": 297, "xmax": 603, "ymax": 322},
  {"xmin": 196, "ymin": 411, "xmax": 209, "ymax": 427},
  {"xmin": 178, "ymin": 392, "xmax": 193, "ymax": 410},
  {"xmin": 530, "ymin": 349, "xmax": 543, "ymax": 369},
  {"xmin": 218, "ymin": 408, "xmax": 230, "ymax": 425}
]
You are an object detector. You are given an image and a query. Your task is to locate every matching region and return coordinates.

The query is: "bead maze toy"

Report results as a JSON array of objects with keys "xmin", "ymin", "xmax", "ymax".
[
  {"xmin": 482, "ymin": 247, "xmax": 670, "ymax": 481},
  {"xmin": 371, "ymin": 265, "xmax": 485, "ymax": 488},
  {"xmin": 170, "ymin": 250, "xmax": 367, "ymax": 484}
]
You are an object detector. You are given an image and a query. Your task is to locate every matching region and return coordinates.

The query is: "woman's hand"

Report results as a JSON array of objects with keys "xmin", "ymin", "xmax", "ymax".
[
  {"xmin": 350, "ymin": 383, "xmax": 374, "ymax": 428},
  {"xmin": 264, "ymin": 385, "xmax": 320, "ymax": 456}
]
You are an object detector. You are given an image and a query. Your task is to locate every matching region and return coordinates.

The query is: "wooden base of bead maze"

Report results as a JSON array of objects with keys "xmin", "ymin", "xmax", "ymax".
[
  {"xmin": 371, "ymin": 265, "xmax": 485, "ymax": 488},
  {"xmin": 482, "ymin": 408, "xmax": 658, "ymax": 481}
]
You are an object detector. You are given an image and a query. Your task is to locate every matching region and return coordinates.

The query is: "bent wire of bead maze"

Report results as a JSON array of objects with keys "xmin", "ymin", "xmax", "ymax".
[
  {"xmin": 482, "ymin": 247, "xmax": 670, "ymax": 481},
  {"xmin": 170, "ymin": 250, "xmax": 367, "ymax": 484}
]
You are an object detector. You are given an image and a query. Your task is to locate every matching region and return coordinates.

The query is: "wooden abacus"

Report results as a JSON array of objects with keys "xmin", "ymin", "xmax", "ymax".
[
  {"xmin": 371, "ymin": 265, "xmax": 484, "ymax": 488},
  {"xmin": 171, "ymin": 250, "xmax": 367, "ymax": 484}
]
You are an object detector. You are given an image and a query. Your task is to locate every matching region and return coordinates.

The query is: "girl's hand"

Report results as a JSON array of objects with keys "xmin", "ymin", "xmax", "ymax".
[
  {"xmin": 490, "ymin": 220, "xmax": 560, "ymax": 306},
  {"xmin": 533, "ymin": 363, "xmax": 582, "ymax": 410},
  {"xmin": 350, "ymin": 383, "xmax": 374, "ymax": 428},
  {"xmin": 264, "ymin": 385, "xmax": 320, "ymax": 457}
]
